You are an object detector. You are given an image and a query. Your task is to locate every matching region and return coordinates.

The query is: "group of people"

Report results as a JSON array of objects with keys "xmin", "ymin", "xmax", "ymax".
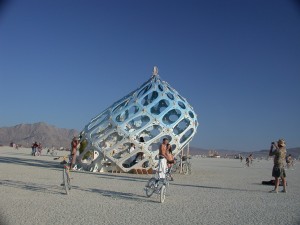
[
  {"xmin": 67, "ymin": 134, "xmax": 291, "ymax": 195},
  {"xmin": 31, "ymin": 142, "xmax": 42, "ymax": 156},
  {"xmin": 10, "ymin": 142, "xmax": 19, "ymax": 149},
  {"xmin": 239, "ymin": 154, "xmax": 253, "ymax": 167},
  {"xmin": 155, "ymin": 137, "xmax": 292, "ymax": 193},
  {"xmin": 245, "ymin": 154, "xmax": 253, "ymax": 167},
  {"xmin": 126, "ymin": 138, "xmax": 175, "ymax": 180}
]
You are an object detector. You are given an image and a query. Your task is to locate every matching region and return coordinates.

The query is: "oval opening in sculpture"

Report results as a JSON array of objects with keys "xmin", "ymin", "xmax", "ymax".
[
  {"xmin": 178, "ymin": 101, "xmax": 186, "ymax": 109},
  {"xmin": 141, "ymin": 91, "xmax": 159, "ymax": 106},
  {"xmin": 189, "ymin": 111, "xmax": 195, "ymax": 118},
  {"xmin": 137, "ymin": 125, "xmax": 162, "ymax": 142},
  {"xmin": 150, "ymin": 99, "xmax": 170, "ymax": 115},
  {"xmin": 91, "ymin": 122, "xmax": 113, "ymax": 140},
  {"xmin": 162, "ymin": 109, "xmax": 182, "ymax": 125},
  {"xmin": 158, "ymin": 84, "xmax": 164, "ymax": 92},
  {"xmin": 167, "ymin": 92, "xmax": 174, "ymax": 100},
  {"xmin": 98, "ymin": 131, "xmax": 124, "ymax": 149},
  {"xmin": 173, "ymin": 118, "xmax": 190, "ymax": 135},
  {"xmin": 125, "ymin": 115, "xmax": 150, "ymax": 132},
  {"xmin": 180, "ymin": 128, "xmax": 194, "ymax": 144},
  {"xmin": 137, "ymin": 83, "xmax": 152, "ymax": 98},
  {"xmin": 113, "ymin": 99, "xmax": 130, "ymax": 114},
  {"xmin": 116, "ymin": 105, "xmax": 139, "ymax": 123}
]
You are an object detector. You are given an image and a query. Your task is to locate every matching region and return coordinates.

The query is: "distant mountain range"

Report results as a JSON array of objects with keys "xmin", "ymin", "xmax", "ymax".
[
  {"xmin": 188, "ymin": 146, "xmax": 300, "ymax": 158},
  {"xmin": 0, "ymin": 122, "xmax": 299, "ymax": 157},
  {"xmin": 0, "ymin": 122, "xmax": 78, "ymax": 148}
]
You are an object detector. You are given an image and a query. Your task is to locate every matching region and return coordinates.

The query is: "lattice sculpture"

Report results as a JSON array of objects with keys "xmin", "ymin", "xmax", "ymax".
[{"xmin": 77, "ymin": 67, "xmax": 198, "ymax": 173}]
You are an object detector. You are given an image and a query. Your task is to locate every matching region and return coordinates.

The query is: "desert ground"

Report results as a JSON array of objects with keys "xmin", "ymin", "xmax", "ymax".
[{"xmin": 0, "ymin": 146, "xmax": 299, "ymax": 225}]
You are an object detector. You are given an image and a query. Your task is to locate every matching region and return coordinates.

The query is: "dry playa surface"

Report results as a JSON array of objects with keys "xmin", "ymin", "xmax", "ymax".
[{"xmin": 0, "ymin": 147, "xmax": 299, "ymax": 225}]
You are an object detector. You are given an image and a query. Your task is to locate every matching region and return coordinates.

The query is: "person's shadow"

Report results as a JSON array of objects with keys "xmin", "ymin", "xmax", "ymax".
[{"xmin": 0, "ymin": 179, "xmax": 158, "ymax": 203}]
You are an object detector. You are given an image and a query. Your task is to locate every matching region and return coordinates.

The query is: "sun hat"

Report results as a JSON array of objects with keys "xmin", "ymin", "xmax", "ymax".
[{"xmin": 277, "ymin": 139, "xmax": 286, "ymax": 147}]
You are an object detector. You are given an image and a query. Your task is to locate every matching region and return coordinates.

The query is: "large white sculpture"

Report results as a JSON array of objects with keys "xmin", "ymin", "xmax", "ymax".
[{"xmin": 77, "ymin": 67, "xmax": 198, "ymax": 173}]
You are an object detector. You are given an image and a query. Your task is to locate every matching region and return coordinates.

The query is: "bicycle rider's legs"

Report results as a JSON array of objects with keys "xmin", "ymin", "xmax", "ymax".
[
  {"xmin": 158, "ymin": 158, "xmax": 167, "ymax": 180},
  {"xmin": 69, "ymin": 155, "xmax": 74, "ymax": 169}
]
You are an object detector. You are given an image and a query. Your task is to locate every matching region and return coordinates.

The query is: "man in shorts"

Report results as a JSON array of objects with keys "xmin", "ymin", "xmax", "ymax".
[{"xmin": 269, "ymin": 139, "xmax": 287, "ymax": 193}]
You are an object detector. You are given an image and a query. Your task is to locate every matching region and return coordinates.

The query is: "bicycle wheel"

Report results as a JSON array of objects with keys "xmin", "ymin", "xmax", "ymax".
[
  {"xmin": 63, "ymin": 168, "xmax": 71, "ymax": 195},
  {"xmin": 160, "ymin": 185, "xmax": 166, "ymax": 203},
  {"xmin": 171, "ymin": 164, "xmax": 178, "ymax": 173},
  {"xmin": 164, "ymin": 179, "xmax": 170, "ymax": 195},
  {"xmin": 182, "ymin": 164, "xmax": 189, "ymax": 175},
  {"xmin": 145, "ymin": 178, "xmax": 156, "ymax": 197},
  {"xmin": 165, "ymin": 176, "xmax": 170, "ymax": 186},
  {"xmin": 188, "ymin": 163, "xmax": 192, "ymax": 175}
]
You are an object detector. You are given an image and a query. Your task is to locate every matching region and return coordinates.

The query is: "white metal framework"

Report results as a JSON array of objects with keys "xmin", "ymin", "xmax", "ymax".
[{"xmin": 78, "ymin": 67, "xmax": 198, "ymax": 173}]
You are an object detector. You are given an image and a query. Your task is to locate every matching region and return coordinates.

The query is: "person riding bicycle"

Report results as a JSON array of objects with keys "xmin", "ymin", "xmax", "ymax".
[
  {"xmin": 156, "ymin": 138, "xmax": 173, "ymax": 184},
  {"xmin": 69, "ymin": 137, "xmax": 80, "ymax": 170}
]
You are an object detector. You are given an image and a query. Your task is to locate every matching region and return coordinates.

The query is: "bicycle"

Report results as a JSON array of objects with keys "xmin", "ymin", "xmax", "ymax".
[
  {"xmin": 144, "ymin": 168, "xmax": 173, "ymax": 203},
  {"xmin": 54, "ymin": 156, "xmax": 72, "ymax": 195},
  {"xmin": 171, "ymin": 156, "xmax": 192, "ymax": 175},
  {"xmin": 144, "ymin": 177, "xmax": 168, "ymax": 203},
  {"xmin": 182, "ymin": 157, "xmax": 192, "ymax": 175}
]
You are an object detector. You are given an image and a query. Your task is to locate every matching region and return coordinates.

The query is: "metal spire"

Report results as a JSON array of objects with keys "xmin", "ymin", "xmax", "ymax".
[{"xmin": 152, "ymin": 66, "xmax": 159, "ymax": 76}]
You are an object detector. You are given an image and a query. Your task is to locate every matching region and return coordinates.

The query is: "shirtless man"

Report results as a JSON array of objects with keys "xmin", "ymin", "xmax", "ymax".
[{"xmin": 157, "ymin": 138, "xmax": 171, "ymax": 181}]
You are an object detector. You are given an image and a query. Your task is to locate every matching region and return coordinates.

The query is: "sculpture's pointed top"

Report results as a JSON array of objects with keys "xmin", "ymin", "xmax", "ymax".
[{"xmin": 152, "ymin": 66, "xmax": 159, "ymax": 76}]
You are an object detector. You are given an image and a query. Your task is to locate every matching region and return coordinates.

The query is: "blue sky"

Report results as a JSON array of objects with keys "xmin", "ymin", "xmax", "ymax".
[{"xmin": 0, "ymin": 0, "xmax": 299, "ymax": 151}]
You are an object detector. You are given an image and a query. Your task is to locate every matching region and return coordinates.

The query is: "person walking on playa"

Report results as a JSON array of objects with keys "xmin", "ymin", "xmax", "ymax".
[
  {"xmin": 31, "ymin": 142, "xmax": 38, "ymax": 156},
  {"xmin": 286, "ymin": 154, "xmax": 294, "ymax": 170},
  {"xmin": 249, "ymin": 154, "xmax": 253, "ymax": 164},
  {"xmin": 245, "ymin": 157, "xmax": 250, "ymax": 167},
  {"xmin": 269, "ymin": 139, "xmax": 287, "ymax": 193}
]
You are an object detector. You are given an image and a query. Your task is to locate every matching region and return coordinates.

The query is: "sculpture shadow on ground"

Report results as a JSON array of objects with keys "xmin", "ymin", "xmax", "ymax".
[
  {"xmin": 0, "ymin": 179, "xmax": 63, "ymax": 195},
  {"xmin": 0, "ymin": 156, "xmax": 61, "ymax": 171}
]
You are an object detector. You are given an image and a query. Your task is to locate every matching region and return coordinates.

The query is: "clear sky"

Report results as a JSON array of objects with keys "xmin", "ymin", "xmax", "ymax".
[{"xmin": 0, "ymin": 0, "xmax": 299, "ymax": 151}]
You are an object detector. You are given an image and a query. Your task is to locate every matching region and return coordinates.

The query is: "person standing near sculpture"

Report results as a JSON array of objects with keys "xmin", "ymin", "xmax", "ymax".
[
  {"xmin": 269, "ymin": 139, "xmax": 287, "ymax": 193},
  {"xmin": 70, "ymin": 137, "xmax": 80, "ymax": 170},
  {"xmin": 31, "ymin": 142, "xmax": 38, "ymax": 156}
]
